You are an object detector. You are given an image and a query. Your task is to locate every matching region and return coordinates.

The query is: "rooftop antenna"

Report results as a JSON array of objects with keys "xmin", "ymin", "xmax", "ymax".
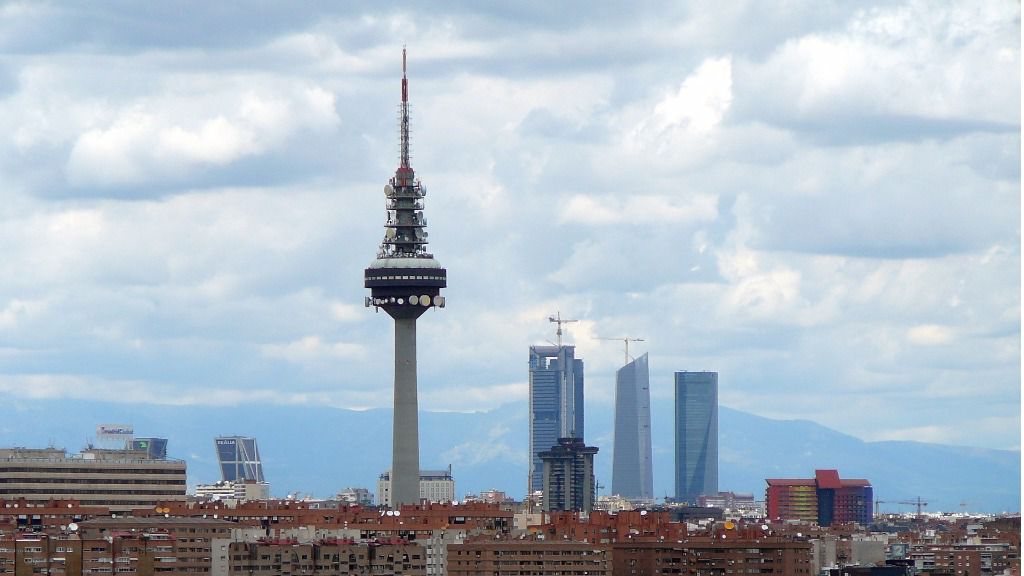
[
  {"xmin": 548, "ymin": 311, "xmax": 578, "ymax": 347},
  {"xmin": 596, "ymin": 336, "xmax": 646, "ymax": 365}
]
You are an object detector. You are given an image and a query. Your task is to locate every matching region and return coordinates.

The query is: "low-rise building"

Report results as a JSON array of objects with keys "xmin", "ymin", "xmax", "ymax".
[
  {"xmin": 448, "ymin": 539, "xmax": 610, "ymax": 575},
  {"xmin": 766, "ymin": 469, "xmax": 872, "ymax": 526},
  {"xmin": 0, "ymin": 448, "xmax": 186, "ymax": 512},
  {"xmin": 378, "ymin": 468, "xmax": 455, "ymax": 507}
]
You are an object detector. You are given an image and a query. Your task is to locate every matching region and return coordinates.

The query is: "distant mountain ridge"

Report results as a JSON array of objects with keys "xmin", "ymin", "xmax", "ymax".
[{"xmin": 4, "ymin": 399, "xmax": 1018, "ymax": 513}]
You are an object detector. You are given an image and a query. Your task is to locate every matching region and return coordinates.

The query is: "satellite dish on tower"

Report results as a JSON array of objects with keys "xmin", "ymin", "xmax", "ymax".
[
  {"xmin": 385, "ymin": 228, "xmax": 396, "ymax": 239},
  {"xmin": 384, "ymin": 184, "xmax": 394, "ymax": 197}
]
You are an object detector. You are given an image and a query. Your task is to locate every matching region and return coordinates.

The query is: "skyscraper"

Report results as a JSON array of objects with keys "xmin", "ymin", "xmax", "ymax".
[
  {"xmin": 612, "ymin": 353, "xmax": 653, "ymax": 500},
  {"xmin": 215, "ymin": 436, "xmax": 264, "ymax": 483},
  {"xmin": 528, "ymin": 345, "xmax": 584, "ymax": 493},
  {"xmin": 674, "ymin": 371, "xmax": 718, "ymax": 503},
  {"xmin": 364, "ymin": 49, "xmax": 447, "ymax": 507}
]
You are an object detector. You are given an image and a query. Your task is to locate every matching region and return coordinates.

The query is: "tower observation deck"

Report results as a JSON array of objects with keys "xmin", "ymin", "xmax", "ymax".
[{"xmin": 364, "ymin": 48, "xmax": 446, "ymax": 507}]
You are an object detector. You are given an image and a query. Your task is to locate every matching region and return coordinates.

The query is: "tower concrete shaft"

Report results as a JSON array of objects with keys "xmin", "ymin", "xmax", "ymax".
[{"xmin": 392, "ymin": 317, "xmax": 419, "ymax": 506}]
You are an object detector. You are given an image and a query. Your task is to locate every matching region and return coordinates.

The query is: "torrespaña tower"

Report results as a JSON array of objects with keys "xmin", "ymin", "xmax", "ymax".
[{"xmin": 364, "ymin": 48, "xmax": 447, "ymax": 507}]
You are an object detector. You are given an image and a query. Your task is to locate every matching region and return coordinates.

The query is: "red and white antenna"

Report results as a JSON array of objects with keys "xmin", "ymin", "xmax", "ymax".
[{"xmin": 399, "ymin": 45, "xmax": 411, "ymax": 169}]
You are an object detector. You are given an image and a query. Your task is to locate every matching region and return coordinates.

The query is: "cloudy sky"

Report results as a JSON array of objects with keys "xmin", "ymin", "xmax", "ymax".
[{"xmin": 0, "ymin": 1, "xmax": 1019, "ymax": 452}]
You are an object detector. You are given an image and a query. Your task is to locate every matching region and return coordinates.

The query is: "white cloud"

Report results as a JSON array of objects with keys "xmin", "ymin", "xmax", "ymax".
[
  {"xmin": 906, "ymin": 324, "xmax": 955, "ymax": 346},
  {"xmin": 262, "ymin": 336, "xmax": 366, "ymax": 363},
  {"xmin": 559, "ymin": 193, "xmax": 718, "ymax": 225},
  {"xmin": 626, "ymin": 56, "xmax": 733, "ymax": 155},
  {"xmin": 737, "ymin": 1, "xmax": 1019, "ymax": 129},
  {"xmin": 649, "ymin": 56, "xmax": 733, "ymax": 136},
  {"xmin": 64, "ymin": 85, "xmax": 339, "ymax": 187}
]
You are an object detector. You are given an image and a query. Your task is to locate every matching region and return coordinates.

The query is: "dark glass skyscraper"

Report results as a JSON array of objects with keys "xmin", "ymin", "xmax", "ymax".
[
  {"xmin": 540, "ymin": 437, "xmax": 599, "ymax": 513},
  {"xmin": 674, "ymin": 371, "xmax": 718, "ymax": 503},
  {"xmin": 131, "ymin": 437, "xmax": 168, "ymax": 460},
  {"xmin": 612, "ymin": 353, "xmax": 653, "ymax": 500},
  {"xmin": 215, "ymin": 436, "xmax": 264, "ymax": 483},
  {"xmin": 528, "ymin": 345, "xmax": 584, "ymax": 493}
]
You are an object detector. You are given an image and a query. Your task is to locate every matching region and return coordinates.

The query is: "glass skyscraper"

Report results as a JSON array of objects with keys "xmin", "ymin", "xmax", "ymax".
[
  {"xmin": 215, "ymin": 436, "xmax": 265, "ymax": 483},
  {"xmin": 612, "ymin": 353, "xmax": 653, "ymax": 500},
  {"xmin": 674, "ymin": 371, "xmax": 718, "ymax": 503},
  {"xmin": 529, "ymin": 345, "xmax": 584, "ymax": 493}
]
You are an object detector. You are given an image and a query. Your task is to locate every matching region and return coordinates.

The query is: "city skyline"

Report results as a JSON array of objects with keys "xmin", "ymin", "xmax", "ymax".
[{"xmin": 0, "ymin": 0, "xmax": 1018, "ymax": 465}]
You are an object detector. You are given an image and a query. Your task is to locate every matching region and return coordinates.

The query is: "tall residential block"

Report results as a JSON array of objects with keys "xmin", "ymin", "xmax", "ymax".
[
  {"xmin": 528, "ymin": 345, "xmax": 584, "ymax": 493},
  {"xmin": 364, "ymin": 49, "xmax": 447, "ymax": 507},
  {"xmin": 611, "ymin": 352, "xmax": 653, "ymax": 500},
  {"xmin": 766, "ymin": 469, "xmax": 873, "ymax": 526},
  {"xmin": 539, "ymin": 437, "xmax": 599, "ymax": 513},
  {"xmin": 215, "ymin": 436, "xmax": 265, "ymax": 482},
  {"xmin": 674, "ymin": 371, "xmax": 718, "ymax": 503}
]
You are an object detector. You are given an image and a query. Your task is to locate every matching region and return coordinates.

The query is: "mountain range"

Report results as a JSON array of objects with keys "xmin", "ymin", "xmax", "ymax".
[{"xmin": 4, "ymin": 398, "xmax": 1018, "ymax": 513}]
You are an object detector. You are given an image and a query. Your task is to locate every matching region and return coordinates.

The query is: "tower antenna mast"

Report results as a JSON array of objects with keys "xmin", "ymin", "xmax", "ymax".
[{"xmin": 548, "ymin": 311, "xmax": 579, "ymax": 347}]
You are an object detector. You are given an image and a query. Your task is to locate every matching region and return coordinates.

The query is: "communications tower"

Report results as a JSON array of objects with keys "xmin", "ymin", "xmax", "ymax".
[{"xmin": 364, "ymin": 48, "xmax": 447, "ymax": 507}]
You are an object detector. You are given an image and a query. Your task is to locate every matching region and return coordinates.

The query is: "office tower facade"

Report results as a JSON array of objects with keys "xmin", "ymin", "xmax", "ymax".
[
  {"xmin": 0, "ymin": 447, "xmax": 186, "ymax": 512},
  {"xmin": 377, "ymin": 468, "xmax": 456, "ymax": 508},
  {"xmin": 674, "ymin": 371, "xmax": 718, "ymax": 503},
  {"xmin": 611, "ymin": 353, "xmax": 653, "ymax": 500},
  {"xmin": 528, "ymin": 345, "xmax": 584, "ymax": 493},
  {"xmin": 766, "ymin": 469, "xmax": 873, "ymax": 526},
  {"xmin": 539, "ymin": 437, "xmax": 599, "ymax": 513},
  {"xmin": 364, "ymin": 49, "xmax": 447, "ymax": 508},
  {"xmin": 215, "ymin": 436, "xmax": 265, "ymax": 482}
]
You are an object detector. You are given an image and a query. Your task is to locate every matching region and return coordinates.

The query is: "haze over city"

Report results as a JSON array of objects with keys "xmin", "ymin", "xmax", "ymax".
[{"xmin": 0, "ymin": 0, "xmax": 1018, "ymax": 483}]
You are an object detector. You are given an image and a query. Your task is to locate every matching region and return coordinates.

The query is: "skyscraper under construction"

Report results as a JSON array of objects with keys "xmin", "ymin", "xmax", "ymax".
[
  {"xmin": 528, "ymin": 345, "xmax": 584, "ymax": 494},
  {"xmin": 612, "ymin": 353, "xmax": 653, "ymax": 500}
]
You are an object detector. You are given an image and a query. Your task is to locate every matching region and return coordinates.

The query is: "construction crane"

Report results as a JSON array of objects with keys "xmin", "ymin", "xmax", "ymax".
[
  {"xmin": 875, "ymin": 497, "xmax": 930, "ymax": 517},
  {"xmin": 596, "ymin": 336, "xmax": 646, "ymax": 365},
  {"xmin": 548, "ymin": 311, "xmax": 579, "ymax": 347}
]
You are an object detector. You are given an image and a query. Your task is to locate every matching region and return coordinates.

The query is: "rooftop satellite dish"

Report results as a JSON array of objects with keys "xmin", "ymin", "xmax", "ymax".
[
  {"xmin": 394, "ymin": 510, "xmax": 401, "ymax": 517},
  {"xmin": 384, "ymin": 184, "xmax": 394, "ymax": 197},
  {"xmin": 68, "ymin": 522, "xmax": 78, "ymax": 532}
]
